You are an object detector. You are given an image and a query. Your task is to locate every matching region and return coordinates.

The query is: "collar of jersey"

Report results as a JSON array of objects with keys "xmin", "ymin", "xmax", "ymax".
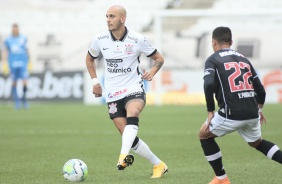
[{"xmin": 110, "ymin": 26, "xmax": 128, "ymax": 42}]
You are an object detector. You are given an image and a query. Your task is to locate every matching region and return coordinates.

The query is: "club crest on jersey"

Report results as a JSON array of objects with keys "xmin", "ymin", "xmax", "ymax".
[
  {"xmin": 108, "ymin": 103, "xmax": 117, "ymax": 114},
  {"xmin": 124, "ymin": 44, "xmax": 134, "ymax": 55}
]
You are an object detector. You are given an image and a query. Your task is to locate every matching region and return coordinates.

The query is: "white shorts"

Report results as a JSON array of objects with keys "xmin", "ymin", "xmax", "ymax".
[{"xmin": 208, "ymin": 112, "xmax": 261, "ymax": 142}]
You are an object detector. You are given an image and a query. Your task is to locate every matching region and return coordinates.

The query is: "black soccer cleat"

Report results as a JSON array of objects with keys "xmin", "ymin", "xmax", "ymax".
[{"xmin": 117, "ymin": 154, "xmax": 135, "ymax": 171}]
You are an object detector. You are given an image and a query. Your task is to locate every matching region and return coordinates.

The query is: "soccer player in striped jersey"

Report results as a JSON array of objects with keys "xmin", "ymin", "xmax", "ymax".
[
  {"xmin": 199, "ymin": 27, "xmax": 282, "ymax": 184},
  {"xmin": 86, "ymin": 5, "xmax": 168, "ymax": 178}
]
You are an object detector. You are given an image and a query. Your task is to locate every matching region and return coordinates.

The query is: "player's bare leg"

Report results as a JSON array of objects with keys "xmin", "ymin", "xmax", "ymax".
[{"xmin": 113, "ymin": 117, "xmax": 126, "ymax": 135}]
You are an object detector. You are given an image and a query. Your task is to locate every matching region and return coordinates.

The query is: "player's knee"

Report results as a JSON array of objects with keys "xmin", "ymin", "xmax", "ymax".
[
  {"xmin": 248, "ymin": 142, "xmax": 258, "ymax": 148},
  {"xmin": 199, "ymin": 125, "xmax": 217, "ymax": 140},
  {"xmin": 127, "ymin": 109, "xmax": 141, "ymax": 117},
  {"xmin": 198, "ymin": 125, "xmax": 207, "ymax": 139},
  {"xmin": 248, "ymin": 138, "xmax": 262, "ymax": 148},
  {"xmin": 199, "ymin": 129, "xmax": 207, "ymax": 140}
]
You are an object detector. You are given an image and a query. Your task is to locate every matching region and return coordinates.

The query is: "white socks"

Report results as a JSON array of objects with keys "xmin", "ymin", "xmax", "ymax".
[
  {"xmin": 120, "ymin": 125, "xmax": 138, "ymax": 154},
  {"xmin": 120, "ymin": 117, "xmax": 161, "ymax": 166},
  {"xmin": 131, "ymin": 138, "xmax": 161, "ymax": 165}
]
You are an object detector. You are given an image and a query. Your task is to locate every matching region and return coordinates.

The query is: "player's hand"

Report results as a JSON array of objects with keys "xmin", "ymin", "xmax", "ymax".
[
  {"xmin": 28, "ymin": 61, "xmax": 33, "ymax": 72},
  {"xmin": 93, "ymin": 83, "xmax": 102, "ymax": 98},
  {"xmin": 2, "ymin": 61, "xmax": 9, "ymax": 75},
  {"xmin": 204, "ymin": 111, "xmax": 214, "ymax": 132},
  {"xmin": 141, "ymin": 68, "xmax": 153, "ymax": 81},
  {"xmin": 259, "ymin": 112, "xmax": 266, "ymax": 125}
]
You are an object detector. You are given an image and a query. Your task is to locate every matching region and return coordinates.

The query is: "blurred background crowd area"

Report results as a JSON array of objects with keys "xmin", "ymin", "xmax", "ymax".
[
  {"xmin": 1, "ymin": 0, "xmax": 282, "ymax": 73},
  {"xmin": 1, "ymin": 0, "xmax": 282, "ymax": 105}
]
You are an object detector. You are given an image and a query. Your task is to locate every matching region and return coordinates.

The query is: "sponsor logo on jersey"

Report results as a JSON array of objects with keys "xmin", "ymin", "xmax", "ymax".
[
  {"xmin": 108, "ymin": 103, "xmax": 117, "ymax": 114},
  {"xmin": 106, "ymin": 59, "xmax": 131, "ymax": 73},
  {"xmin": 204, "ymin": 68, "xmax": 214, "ymax": 76},
  {"xmin": 126, "ymin": 91, "xmax": 143, "ymax": 97},
  {"xmin": 125, "ymin": 44, "xmax": 134, "ymax": 55},
  {"xmin": 98, "ymin": 35, "xmax": 109, "ymax": 40},
  {"xmin": 204, "ymin": 70, "xmax": 210, "ymax": 76},
  {"xmin": 220, "ymin": 108, "xmax": 225, "ymax": 114},
  {"xmin": 106, "ymin": 59, "xmax": 123, "ymax": 63},
  {"xmin": 103, "ymin": 48, "xmax": 109, "ymax": 50},
  {"xmin": 106, "ymin": 59, "xmax": 122, "ymax": 68},
  {"xmin": 108, "ymin": 89, "xmax": 127, "ymax": 98},
  {"xmin": 107, "ymin": 62, "xmax": 118, "ymax": 68},
  {"xmin": 107, "ymin": 67, "xmax": 132, "ymax": 73},
  {"xmin": 127, "ymin": 36, "xmax": 138, "ymax": 43}
]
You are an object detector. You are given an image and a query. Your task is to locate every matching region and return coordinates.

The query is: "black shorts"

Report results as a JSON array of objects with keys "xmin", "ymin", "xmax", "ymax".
[{"xmin": 107, "ymin": 91, "xmax": 146, "ymax": 119}]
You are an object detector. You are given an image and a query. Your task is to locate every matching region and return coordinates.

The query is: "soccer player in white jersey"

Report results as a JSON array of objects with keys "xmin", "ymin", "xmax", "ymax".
[{"xmin": 85, "ymin": 5, "xmax": 168, "ymax": 178}]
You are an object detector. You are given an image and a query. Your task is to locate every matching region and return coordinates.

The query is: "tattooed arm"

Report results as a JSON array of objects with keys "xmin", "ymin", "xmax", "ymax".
[{"xmin": 141, "ymin": 51, "xmax": 164, "ymax": 81}]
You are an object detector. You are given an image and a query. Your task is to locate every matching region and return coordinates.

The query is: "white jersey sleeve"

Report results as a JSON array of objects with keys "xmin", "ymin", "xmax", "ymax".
[
  {"xmin": 88, "ymin": 36, "xmax": 101, "ymax": 58},
  {"xmin": 139, "ymin": 36, "xmax": 157, "ymax": 57}
]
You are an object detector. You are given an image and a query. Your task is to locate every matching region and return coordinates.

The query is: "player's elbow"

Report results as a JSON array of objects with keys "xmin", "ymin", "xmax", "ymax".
[
  {"xmin": 204, "ymin": 75, "xmax": 214, "ymax": 91},
  {"xmin": 151, "ymin": 52, "xmax": 164, "ymax": 66},
  {"xmin": 157, "ymin": 59, "xmax": 164, "ymax": 68},
  {"xmin": 158, "ymin": 55, "xmax": 164, "ymax": 64},
  {"xmin": 256, "ymin": 89, "xmax": 266, "ymax": 104},
  {"xmin": 154, "ymin": 55, "xmax": 164, "ymax": 66},
  {"xmin": 204, "ymin": 81, "xmax": 214, "ymax": 93},
  {"xmin": 254, "ymin": 83, "xmax": 266, "ymax": 103}
]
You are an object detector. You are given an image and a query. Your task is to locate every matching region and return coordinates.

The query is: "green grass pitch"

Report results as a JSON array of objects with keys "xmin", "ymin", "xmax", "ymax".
[{"xmin": 0, "ymin": 103, "xmax": 281, "ymax": 184}]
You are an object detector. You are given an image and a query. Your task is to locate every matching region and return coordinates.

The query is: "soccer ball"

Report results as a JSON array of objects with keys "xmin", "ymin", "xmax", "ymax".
[{"xmin": 63, "ymin": 159, "xmax": 88, "ymax": 182}]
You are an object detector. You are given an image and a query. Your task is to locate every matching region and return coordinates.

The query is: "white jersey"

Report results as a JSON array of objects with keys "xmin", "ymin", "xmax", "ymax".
[{"xmin": 88, "ymin": 27, "xmax": 156, "ymax": 102}]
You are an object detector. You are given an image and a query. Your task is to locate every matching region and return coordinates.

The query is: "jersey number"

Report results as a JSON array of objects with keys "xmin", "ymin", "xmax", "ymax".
[{"xmin": 224, "ymin": 62, "xmax": 253, "ymax": 92}]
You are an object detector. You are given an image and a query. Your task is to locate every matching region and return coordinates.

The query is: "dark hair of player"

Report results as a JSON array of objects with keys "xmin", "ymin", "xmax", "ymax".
[{"xmin": 212, "ymin": 26, "xmax": 232, "ymax": 45}]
